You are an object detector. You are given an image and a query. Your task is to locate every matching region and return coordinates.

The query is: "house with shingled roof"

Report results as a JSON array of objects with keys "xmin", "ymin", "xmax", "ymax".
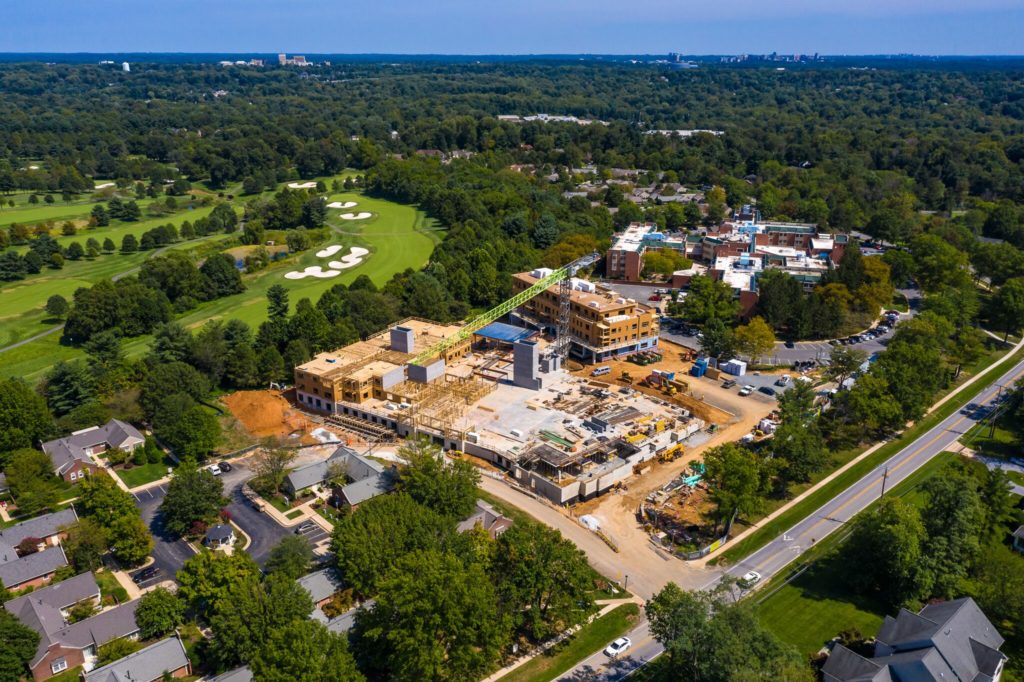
[
  {"xmin": 82, "ymin": 635, "xmax": 190, "ymax": 682},
  {"xmin": 42, "ymin": 420, "xmax": 144, "ymax": 483}
]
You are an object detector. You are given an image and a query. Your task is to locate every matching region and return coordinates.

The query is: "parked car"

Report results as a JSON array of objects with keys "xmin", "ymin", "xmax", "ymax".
[
  {"xmin": 648, "ymin": 294, "xmax": 662, "ymax": 302},
  {"xmin": 218, "ymin": 461, "xmax": 233, "ymax": 472},
  {"xmin": 738, "ymin": 385, "xmax": 754, "ymax": 396},
  {"xmin": 739, "ymin": 570, "xmax": 762, "ymax": 588},
  {"xmin": 207, "ymin": 464, "xmax": 222, "ymax": 476},
  {"xmin": 133, "ymin": 567, "xmax": 162, "ymax": 584},
  {"xmin": 775, "ymin": 374, "xmax": 791, "ymax": 387},
  {"xmin": 758, "ymin": 386, "xmax": 778, "ymax": 397},
  {"xmin": 784, "ymin": 340, "xmax": 795, "ymax": 349},
  {"xmin": 604, "ymin": 637, "xmax": 633, "ymax": 658},
  {"xmin": 295, "ymin": 521, "xmax": 317, "ymax": 535},
  {"xmin": 722, "ymin": 379, "xmax": 737, "ymax": 389}
]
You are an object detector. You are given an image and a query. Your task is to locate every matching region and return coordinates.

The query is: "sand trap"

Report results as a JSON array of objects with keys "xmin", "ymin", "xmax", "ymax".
[
  {"xmin": 284, "ymin": 265, "xmax": 341, "ymax": 280},
  {"xmin": 316, "ymin": 245, "xmax": 344, "ymax": 258},
  {"xmin": 340, "ymin": 212, "xmax": 372, "ymax": 220},
  {"xmin": 94, "ymin": 182, "xmax": 116, "ymax": 190},
  {"xmin": 287, "ymin": 181, "xmax": 318, "ymax": 189},
  {"xmin": 327, "ymin": 201, "xmax": 357, "ymax": 209},
  {"xmin": 327, "ymin": 246, "xmax": 370, "ymax": 270}
]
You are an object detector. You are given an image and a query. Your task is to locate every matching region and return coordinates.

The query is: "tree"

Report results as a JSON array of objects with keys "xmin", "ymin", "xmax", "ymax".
[
  {"xmin": 267, "ymin": 283, "xmax": 289, "ymax": 319},
  {"xmin": 991, "ymin": 277, "xmax": 1024, "ymax": 342},
  {"xmin": 733, "ymin": 316, "xmax": 775, "ymax": 363},
  {"xmin": 210, "ymin": 572, "xmax": 314, "ymax": 668},
  {"xmin": 920, "ymin": 467, "xmax": 984, "ymax": 598},
  {"xmin": 843, "ymin": 497, "xmax": 929, "ymax": 607},
  {"xmin": 78, "ymin": 473, "xmax": 139, "ymax": 526},
  {"xmin": 971, "ymin": 544, "xmax": 1024, "ymax": 625},
  {"xmin": 91, "ymin": 204, "xmax": 110, "ymax": 226},
  {"xmin": 397, "ymin": 437, "xmax": 479, "ymax": 519},
  {"xmin": 909, "ymin": 233, "xmax": 970, "ymax": 292},
  {"xmin": 699, "ymin": 317, "xmax": 735, "ymax": 359},
  {"xmin": 177, "ymin": 550, "xmax": 261, "ymax": 619},
  {"xmin": 702, "ymin": 443, "xmax": 766, "ymax": 528},
  {"xmin": 647, "ymin": 582, "xmax": 811, "ymax": 682},
  {"xmin": 63, "ymin": 519, "xmax": 109, "ymax": 572},
  {"xmin": 825, "ymin": 346, "xmax": 867, "ymax": 390},
  {"xmin": 102, "ymin": 237, "xmax": 116, "ymax": 253},
  {"xmin": 120, "ymin": 233, "xmax": 138, "ymax": 253},
  {"xmin": 5, "ymin": 449, "xmax": 60, "ymax": 516},
  {"xmin": 264, "ymin": 535, "xmax": 314, "ymax": 580},
  {"xmin": 97, "ymin": 637, "xmax": 142, "ymax": 666},
  {"xmin": 756, "ymin": 269, "xmax": 803, "ymax": 331},
  {"xmin": 250, "ymin": 446, "xmax": 295, "ymax": 495},
  {"xmin": 200, "ymin": 253, "xmax": 244, "ymax": 300},
  {"xmin": 840, "ymin": 373, "xmax": 905, "ymax": 437},
  {"xmin": 66, "ymin": 241, "xmax": 85, "ymax": 260},
  {"xmin": 154, "ymin": 402, "xmax": 220, "ymax": 460},
  {"xmin": 108, "ymin": 514, "xmax": 153, "ymax": 566},
  {"xmin": 492, "ymin": 522, "xmax": 593, "ymax": 641},
  {"xmin": 45, "ymin": 294, "xmax": 69, "ymax": 319},
  {"xmin": 135, "ymin": 587, "xmax": 185, "ymax": 639},
  {"xmin": 43, "ymin": 360, "xmax": 96, "ymax": 416},
  {"xmin": 257, "ymin": 345, "xmax": 287, "ymax": 384},
  {"xmin": 159, "ymin": 462, "xmax": 225, "ymax": 537},
  {"xmin": 354, "ymin": 550, "xmax": 508, "ymax": 682},
  {"xmin": 330, "ymin": 493, "xmax": 452, "ymax": 596},
  {"xmin": 679, "ymin": 275, "xmax": 739, "ymax": 324},
  {"xmin": 0, "ymin": 608, "xmax": 41, "ymax": 682},
  {"xmin": 251, "ymin": 619, "xmax": 365, "ymax": 682},
  {"xmin": 0, "ymin": 377, "xmax": 53, "ymax": 455}
]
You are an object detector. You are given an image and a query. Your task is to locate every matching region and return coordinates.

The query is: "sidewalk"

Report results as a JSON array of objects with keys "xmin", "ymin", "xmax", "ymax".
[
  {"xmin": 481, "ymin": 597, "xmax": 643, "ymax": 682},
  {"xmin": 693, "ymin": 334, "xmax": 1024, "ymax": 567}
]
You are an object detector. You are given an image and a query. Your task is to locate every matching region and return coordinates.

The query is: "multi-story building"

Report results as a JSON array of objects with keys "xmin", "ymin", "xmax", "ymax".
[
  {"xmin": 511, "ymin": 270, "xmax": 660, "ymax": 363},
  {"xmin": 605, "ymin": 222, "xmax": 687, "ymax": 281},
  {"xmin": 293, "ymin": 318, "xmax": 471, "ymax": 414}
]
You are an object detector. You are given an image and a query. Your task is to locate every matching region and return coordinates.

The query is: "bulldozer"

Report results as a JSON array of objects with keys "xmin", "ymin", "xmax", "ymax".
[{"xmin": 620, "ymin": 371, "xmax": 634, "ymax": 384}]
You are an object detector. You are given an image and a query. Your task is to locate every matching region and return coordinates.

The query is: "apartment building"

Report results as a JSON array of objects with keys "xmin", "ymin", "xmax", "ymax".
[
  {"xmin": 605, "ymin": 222, "xmax": 687, "ymax": 281},
  {"xmin": 511, "ymin": 270, "xmax": 660, "ymax": 363}
]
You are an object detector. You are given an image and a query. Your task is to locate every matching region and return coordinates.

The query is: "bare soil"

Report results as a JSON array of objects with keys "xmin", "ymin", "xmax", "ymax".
[{"xmin": 222, "ymin": 389, "xmax": 314, "ymax": 443}]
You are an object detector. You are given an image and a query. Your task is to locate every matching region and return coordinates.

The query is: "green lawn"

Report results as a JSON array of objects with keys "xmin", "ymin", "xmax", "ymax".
[
  {"xmin": 498, "ymin": 604, "xmax": 641, "ymax": 682},
  {"xmin": 961, "ymin": 419, "xmax": 1019, "ymax": 460},
  {"xmin": 1, "ymin": 177, "xmax": 443, "ymax": 381},
  {"xmin": 754, "ymin": 451, "xmax": 963, "ymax": 655},
  {"xmin": 285, "ymin": 508, "xmax": 304, "ymax": 520},
  {"xmin": 718, "ymin": 345, "xmax": 1024, "ymax": 565},
  {"xmin": 114, "ymin": 456, "xmax": 176, "ymax": 489}
]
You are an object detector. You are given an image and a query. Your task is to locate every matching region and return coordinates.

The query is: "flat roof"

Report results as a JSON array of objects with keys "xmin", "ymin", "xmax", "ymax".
[{"xmin": 474, "ymin": 322, "xmax": 536, "ymax": 344}]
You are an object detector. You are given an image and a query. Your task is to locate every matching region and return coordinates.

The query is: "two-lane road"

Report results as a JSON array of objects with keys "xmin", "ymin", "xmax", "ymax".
[{"xmin": 558, "ymin": 352, "xmax": 1024, "ymax": 681}]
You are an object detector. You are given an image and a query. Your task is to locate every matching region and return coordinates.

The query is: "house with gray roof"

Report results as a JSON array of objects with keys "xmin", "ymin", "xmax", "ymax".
[
  {"xmin": 82, "ymin": 635, "xmax": 190, "ymax": 682},
  {"xmin": 208, "ymin": 665, "xmax": 252, "ymax": 682},
  {"xmin": 42, "ymin": 420, "xmax": 144, "ymax": 483},
  {"xmin": 297, "ymin": 567, "xmax": 344, "ymax": 608},
  {"xmin": 0, "ymin": 508, "xmax": 78, "ymax": 553},
  {"xmin": 822, "ymin": 597, "xmax": 1007, "ymax": 682},
  {"xmin": 5, "ymin": 572, "xmax": 140, "ymax": 681},
  {"xmin": 284, "ymin": 446, "xmax": 396, "ymax": 509},
  {"xmin": 0, "ymin": 544, "xmax": 68, "ymax": 592},
  {"xmin": 457, "ymin": 500, "xmax": 513, "ymax": 539}
]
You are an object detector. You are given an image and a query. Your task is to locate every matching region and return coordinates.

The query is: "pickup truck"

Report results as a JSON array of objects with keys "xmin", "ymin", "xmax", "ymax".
[{"xmin": 738, "ymin": 384, "xmax": 754, "ymax": 396}]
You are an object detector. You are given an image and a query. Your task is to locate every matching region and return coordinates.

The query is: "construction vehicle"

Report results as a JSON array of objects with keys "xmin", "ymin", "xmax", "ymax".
[
  {"xmin": 659, "ymin": 444, "xmax": 684, "ymax": 462},
  {"xmin": 620, "ymin": 371, "xmax": 634, "ymax": 384}
]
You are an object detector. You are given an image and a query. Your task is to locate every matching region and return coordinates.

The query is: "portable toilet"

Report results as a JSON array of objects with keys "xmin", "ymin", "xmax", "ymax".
[{"xmin": 690, "ymin": 357, "xmax": 708, "ymax": 378}]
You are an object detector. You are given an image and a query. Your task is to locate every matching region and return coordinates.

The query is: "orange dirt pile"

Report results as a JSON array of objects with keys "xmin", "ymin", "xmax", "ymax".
[{"xmin": 222, "ymin": 390, "xmax": 309, "ymax": 439}]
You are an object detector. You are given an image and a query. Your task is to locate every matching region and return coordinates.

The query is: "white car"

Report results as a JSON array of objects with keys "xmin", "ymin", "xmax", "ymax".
[
  {"xmin": 206, "ymin": 464, "xmax": 222, "ymax": 476},
  {"xmin": 738, "ymin": 385, "xmax": 754, "ymax": 396},
  {"xmin": 739, "ymin": 570, "xmax": 762, "ymax": 588},
  {"xmin": 604, "ymin": 636, "xmax": 632, "ymax": 658}
]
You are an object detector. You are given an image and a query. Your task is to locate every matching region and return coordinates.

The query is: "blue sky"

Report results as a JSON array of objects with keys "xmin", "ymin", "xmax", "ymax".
[{"xmin": 3, "ymin": 0, "xmax": 1022, "ymax": 54}]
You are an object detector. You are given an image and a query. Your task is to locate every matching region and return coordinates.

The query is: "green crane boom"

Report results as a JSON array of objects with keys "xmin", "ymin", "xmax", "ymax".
[{"xmin": 409, "ymin": 252, "xmax": 600, "ymax": 366}]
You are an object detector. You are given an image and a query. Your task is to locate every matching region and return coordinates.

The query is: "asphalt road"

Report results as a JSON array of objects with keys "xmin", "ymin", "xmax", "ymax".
[
  {"xmin": 131, "ymin": 458, "xmax": 294, "ymax": 583},
  {"xmin": 557, "ymin": 351, "xmax": 1024, "ymax": 681},
  {"xmin": 715, "ymin": 352, "xmax": 1024, "ymax": 593}
]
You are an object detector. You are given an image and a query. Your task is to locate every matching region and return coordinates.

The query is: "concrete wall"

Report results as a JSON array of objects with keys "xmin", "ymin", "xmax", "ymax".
[
  {"xmin": 390, "ymin": 326, "xmax": 415, "ymax": 354},
  {"xmin": 408, "ymin": 360, "xmax": 445, "ymax": 383},
  {"xmin": 380, "ymin": 365, "xmax": 406, "ymax": 390},
  {"xmin": 513, "ymin": 341, "xmax": 542, "ymax": 389}
]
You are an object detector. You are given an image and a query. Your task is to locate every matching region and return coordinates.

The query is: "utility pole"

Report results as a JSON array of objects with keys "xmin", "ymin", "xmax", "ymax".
[{"xmin": 880, "ymin": 465, "xmax": 889, "ymax": 498}]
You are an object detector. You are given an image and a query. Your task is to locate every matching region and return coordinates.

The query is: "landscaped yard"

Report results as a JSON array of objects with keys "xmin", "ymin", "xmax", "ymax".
[
  {"xmin": 113, "ymin": 456, "xmax": 176, "ymax": 489},
  {"xmin": 498, "ymin": 603, "xmax": 641, "ymax": 682},
  {"xmin": 285, "ymin": 508, "xmax": 304, "ymax": 520}
]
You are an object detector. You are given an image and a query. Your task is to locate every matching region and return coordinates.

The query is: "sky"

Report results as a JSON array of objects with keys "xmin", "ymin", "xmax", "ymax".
[{"xmin": 2, "ymin": 0, "xmax": 1022, "ymax": 55}]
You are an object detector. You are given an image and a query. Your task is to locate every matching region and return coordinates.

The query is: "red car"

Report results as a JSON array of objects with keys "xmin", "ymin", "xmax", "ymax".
[{"xmin": 648, "ymin": 294, "xmax": 662, "ymax": 302}]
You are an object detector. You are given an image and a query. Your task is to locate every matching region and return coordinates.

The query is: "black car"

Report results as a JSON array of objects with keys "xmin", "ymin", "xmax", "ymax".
[
  {"xmin": 757, "ymin": 386, "xmax": 777, "ymax": 397},
  {"xmin": 784, "ymin": 340, "xmax": 795, "ymax": 349},
  {"xmin": 219, "ymin": 461, "xmax": 233, "ymax": 472},
  {"xmin": 133, "ymin": 567, "xmax": 162, "ymax": 584}
]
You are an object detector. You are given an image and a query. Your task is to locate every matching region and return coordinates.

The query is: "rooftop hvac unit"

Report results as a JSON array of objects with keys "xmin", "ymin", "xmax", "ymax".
[{"xmin": 466, "ymin": 432, "xmax": 480, "ymax": 444}]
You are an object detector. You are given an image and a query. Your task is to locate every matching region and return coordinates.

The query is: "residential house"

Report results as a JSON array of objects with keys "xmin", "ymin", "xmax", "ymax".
[
  {"xmin": 42, "ymin": 421, "xmax": 144, "ymax": 483},
  {"xmin": 0, "ymin": 508, "xmax": 78, "ymax": 553},
  {"xmin": 284, "ymin": 446, "xmax": 397, "ymax": 509},
  {"xmin": 1013, "ymin": 525, "xmax": 1024, "ymax": 554},
  {"xmin": 0, "ymin": 545, "xmax": 68, "ymax": 592},
  {"xmin": 5, "ymin": 572, "xmax": 141, "ymax": 681},
  {"xmin": 822, "ymin": 597, "xmax": 1007, "ymax": 682},
  {"xmin": 457, "ymin": 500, "xmax": 513, "ymax": 539},
  {"xmin": 82, "ymin": 636, "xmax": 190, "ymax": 682},
  {"xmin": 203, "ymin": 524, "xmax": 235, "ymax": 550},
  {"xmin": 208, "ymin": 666, "xmax": 253, "ymax": 682},
  {"xmin": 297, "ymin": 568, "xmax": 344, "ymax": 609}
]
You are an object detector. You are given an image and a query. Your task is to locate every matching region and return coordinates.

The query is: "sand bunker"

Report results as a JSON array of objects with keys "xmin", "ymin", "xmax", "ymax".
[
  {"xmin": 316, "ymin": 245, "xmax": 344, "ymax": 258},
  {"xmin": 327, "ymin": 201, "xmax": 358, "ymax": 209},
  {"xmin": 327, "ymin": 247, "xmax": 369, "ymax": 270},
  {"xmin": 287, "ymin": 181, "xmax": 318, "ymax": 189},
  {"xmin": 94, "ymin": 182, "xmax": 116, "ymax": 190},
  {"xmin": 340, "ymin": 212, "xmax": 372, "ymax": 220},
  {"xmin": 284, "ymin": 265, "xmax": 341, "ymax": 280}
]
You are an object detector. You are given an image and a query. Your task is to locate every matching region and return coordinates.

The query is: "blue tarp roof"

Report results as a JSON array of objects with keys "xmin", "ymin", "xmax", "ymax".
[{"xmin": 474, "ymin": 322, "xmax": 535, "ymax": 344}]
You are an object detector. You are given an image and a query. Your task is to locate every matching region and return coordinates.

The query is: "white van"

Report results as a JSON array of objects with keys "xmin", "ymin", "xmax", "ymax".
[{"xmin": 592, "ymin": 366, "xmax": 611, "ymax": 377}]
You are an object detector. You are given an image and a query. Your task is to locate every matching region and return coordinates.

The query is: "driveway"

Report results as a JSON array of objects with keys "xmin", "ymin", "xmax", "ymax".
[{"xmin": 132, "ymin": 458, "xmax": 295, "ymax": 582}]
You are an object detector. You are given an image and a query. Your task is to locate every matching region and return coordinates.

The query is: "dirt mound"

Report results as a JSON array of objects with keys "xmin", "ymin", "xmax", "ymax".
[{"xmin": 222, "ymin": 390, "xmax": 309, "ymax": 440}]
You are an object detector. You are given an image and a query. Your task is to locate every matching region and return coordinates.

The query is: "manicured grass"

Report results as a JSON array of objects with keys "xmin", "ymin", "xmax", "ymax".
[
  {"xmin": 961, "ymin": 419, "xmax": 1018, "ymax": 459},
  {"xmin": 285, "ymin": 508, "xmax": 304, "ymax": 520},
  {"xmin": 114, "ymin": 456, "xmax": 176, "ymax": 489},
  {"xmin": 266, "ymin": 495, "xmax": 292, "ymax": 514},
  {"xmin": 718, "ymin": 346, "xmax": 1024, "ymax": 565},
  {"xmin": 95, "ymin": 569, "xmax": 130, "ymax": 605},
  {"xmin": 498, "ymin": 604, "xmax": 641, "ymax": 682}
]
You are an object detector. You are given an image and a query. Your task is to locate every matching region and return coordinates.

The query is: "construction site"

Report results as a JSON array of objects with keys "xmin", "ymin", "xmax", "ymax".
[{"xmin": 253, "ymin": 253, "xmax": 757, "ymax": 505}]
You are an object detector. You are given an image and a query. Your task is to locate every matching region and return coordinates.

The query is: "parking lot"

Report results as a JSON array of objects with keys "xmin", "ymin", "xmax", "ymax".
[{"xmin": 132, "ymin": 483, "xmax": 195, "ymax": 587}]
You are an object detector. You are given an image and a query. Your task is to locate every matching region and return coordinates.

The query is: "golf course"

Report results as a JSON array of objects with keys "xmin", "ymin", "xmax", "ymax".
[{"xmin": 0, "ymin": 174, "xmax": 445, "ymax": 381}]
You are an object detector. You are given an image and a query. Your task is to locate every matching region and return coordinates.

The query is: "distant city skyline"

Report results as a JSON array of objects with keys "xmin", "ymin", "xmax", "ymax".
[{"xmin": 3, "ymin": 0, "xmax": 1023, "ymax": 55}]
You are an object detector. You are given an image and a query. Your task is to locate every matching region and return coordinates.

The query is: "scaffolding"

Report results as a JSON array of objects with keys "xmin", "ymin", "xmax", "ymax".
[{"xmin": 395, "ymin": 375, "xmax": 497, "ymax": 440}]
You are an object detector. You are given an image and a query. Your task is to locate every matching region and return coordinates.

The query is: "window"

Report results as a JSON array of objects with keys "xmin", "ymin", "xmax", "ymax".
[
  {"xmin": 69, "ymin": 471, "xmax": 78, "ymax": 481},
  {"xmin": 51, "ymin": 659, "xmax": 68, "ymax": 674}
]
